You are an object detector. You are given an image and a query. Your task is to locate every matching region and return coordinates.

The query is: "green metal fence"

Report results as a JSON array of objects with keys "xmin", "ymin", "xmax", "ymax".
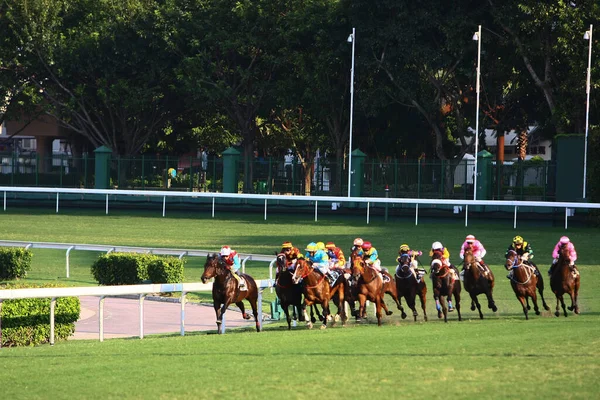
[{"xmin": 0, "ymin": 152, "xmax": 556, "ymax": 200}]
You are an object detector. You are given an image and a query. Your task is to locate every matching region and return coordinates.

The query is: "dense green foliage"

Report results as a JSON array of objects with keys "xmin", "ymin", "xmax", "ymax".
[
  {"xmin": 0, "ymin": 248, "xmax": 32, "ymax": 280},
  {"xmin": 90, "ymin": 253, "xmax": 153, "ymax": 285},
  {"xmin": 1, "ymin": 0, "xmax": 599, "ymax": 192},
  {"xmin": 0, "ymin": 283, "xmax": 80, "ymax": 347},
  {"xmin": 91, "ymin": 253, "xmax": 185, "ymax": 285},
  {"xmin": 147, "ymin": 256, "xmax": 185, "ymax": 283}
]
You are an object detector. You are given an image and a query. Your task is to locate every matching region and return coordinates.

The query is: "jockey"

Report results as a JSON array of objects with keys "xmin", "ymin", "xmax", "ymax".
[
  {"xmin": 326, "ymin": 242, "xmax": 346, "ymax": 268},
  {"xmin": 460, "ymin": 234, "xmax": 491, "ymax": 280},
  {"xmin": 396, "ymin": 244, "xmax": 422, "ymax": 279},
  {"xmin": 305, "ymin": 242, "xmax": 335, "ymax": 284},
  {"xmin": 219, "ymin": 246, "xmax": 246, "ymax": 291},
  {"xmin": 549, "ymin": 236, "xmax": 578, "ymax": 276},
  {"xmin": 506, "ymin": 235, "xmax": 538, "ymax": 279},
  {"xmin": 361, "ymin": 241, "xmax": 387, "ymax": 282},
  {"xmin": 351, "ymin": 238, "xmax": 364, "ymax": 257},
  {"xmin": 429, "ymin": 241, "xmax": 451, "ymax": 269},
  {"xmin": 280, "ymin": 241, "xmax": 301, "ymax": 268}
]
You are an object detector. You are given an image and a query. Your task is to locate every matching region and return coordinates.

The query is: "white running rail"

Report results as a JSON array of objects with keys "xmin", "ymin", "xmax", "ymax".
[{"xmin": 0, "ymin": 280, "xmax": 272, "ymax": 347}]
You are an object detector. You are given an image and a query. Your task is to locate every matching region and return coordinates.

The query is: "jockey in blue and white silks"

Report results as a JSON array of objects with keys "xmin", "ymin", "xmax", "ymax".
[
  {"xmin": 219, "ymin": 246, "xmax": 245, "ymax": 290},
  {"xmin": 305, "ymin": 242, "xmax": 330, "ymax": 275}
]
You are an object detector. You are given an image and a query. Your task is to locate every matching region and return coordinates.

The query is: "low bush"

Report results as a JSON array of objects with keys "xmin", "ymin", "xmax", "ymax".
[
  {"xmin": 147, "ymin": 257, "xmax": 185, "ymax": 283},
  {"xmin": 91, "ymin": 253, "xmax": 155, "ymax": 285},
  {"xmin": 0, "ymin": 283, "xmax": 80, "ymax": 347},
  {"xmin": 0, "ymin": 248, "xmax": 33, "ymax": 280}
]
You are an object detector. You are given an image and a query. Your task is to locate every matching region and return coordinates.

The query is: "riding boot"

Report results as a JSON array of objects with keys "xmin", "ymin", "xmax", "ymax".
[{"xmin": 325, "ymin": 271, "xmax": 336, "ymax": 286}]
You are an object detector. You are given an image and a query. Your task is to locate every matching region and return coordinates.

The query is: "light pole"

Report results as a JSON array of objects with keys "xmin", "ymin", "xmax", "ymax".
[
  {"xmin": 347, "ymin": 27, "xmax": 355, "ymax": 197},
  {"xmin": 583, "ymin": 24, "xmax": 593, "ymax": 199},
  {"xmin": 472, "ymin": 25, "xmax": 482, "ymax": 201}
]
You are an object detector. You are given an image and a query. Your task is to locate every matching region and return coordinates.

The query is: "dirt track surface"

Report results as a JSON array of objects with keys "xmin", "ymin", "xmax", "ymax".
[{"xmin": 74, "ymin": 296, "xmax": 262, "ymax": 340}]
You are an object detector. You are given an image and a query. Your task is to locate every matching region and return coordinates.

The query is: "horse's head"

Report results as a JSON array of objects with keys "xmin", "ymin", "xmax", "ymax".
[
  {"xmin": 463, "ymin": 248, "xmax": 476, "ymax": 268},
  {"xmin": 559, "ymin": 243, "xmax": 571, "ymax": 261},
  {"xmin": 292, "ymin": 257, "xmax": 311, "ymax": 284},
  {"xmin": 350, "ymin": 245, "xmax": 361, "ymax": 262},
  {"xmin": 201, "ymin": 253, "xmax": 223, "ymax": 283},
  {"xmin": 398, "ymin": 253, "xmax": 411, "ymax": 270},
  {"xmin": 276, "ymin": 252, "xmax": 287, "ymax": 271},
  {"xmin": 430, "ymin": 251, "xmax": 446, "ymax": 275},
  {"xmin": 351, "ymin": 257, "xmax": 366, "ymax": 281},
  {"xmin": 505, "ymin": 250, "xmax": 519, "ymax": 271}
]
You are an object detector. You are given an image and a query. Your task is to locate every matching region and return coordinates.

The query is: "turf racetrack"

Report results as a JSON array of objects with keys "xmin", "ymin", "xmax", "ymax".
[{"xmin": 0, "ymin": 209, "xmax": 598, "ymax": 399}]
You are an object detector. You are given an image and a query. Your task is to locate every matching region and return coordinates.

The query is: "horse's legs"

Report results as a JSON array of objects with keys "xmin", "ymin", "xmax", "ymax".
[
  {"xmin": 470, "ymin": 293, "xmax": 483, "ymax": 319},
  {"xmin": 380, "ymin": 299, "xmax": 393, "ymax": 316},
  {"xmin": 434, "ymin": 295, "xmax": 443, "ymax": 319},
  {"xmin": 303, "ymin": 301, "xmax": 313, "ymax": 329},
  {"xmin": 484, "ymin": 286, "xmax": 498, "ymax": 312},
  {"xmin": 281, "ymin": 302, "xmax": 292, "ymax": 330},
  {"xmin": 242, "ymin": 297, "xmax": 260, "ymax": 332},
  {"xmin": 555, "ymin": 294, "xmax": 568, "ymax": 317},
  {"xmin": 235, "ymin": 301, "xmax": 251, "ymax": 320},
  {"xmin": 418, "ymin": 288, "xmax": 428, "ymax": 322},
  {"xmin": 398, "ymin": 296, "xmax": 407, "ymax": 319},
  {"xmin": 536, "ymin": 274, "xmax": 551, "ymax": 311},
  {"xmin": 320, "ymin": 300, "xmax": 330, "ymax": 329},
  {"xmin": 517, "ymin": 294, "xmax": 529, "ymax": 320},
  {"xmin": 406, "ymin": 292, "xmax": 419, "ymax": 322},
  {"xmin": 573, "ymin": 280, "xmax": 580, "ymax": 314},
  {"xmin": 454, "ymin": 289, "xmax": 462, "ymax": 321},
  {"xmin": 375, "ymin": 297, "xmax": 383, "ymax": 326},
  {"xmin": 357, "ymin": 294, "xmax": 367, "ymax": 322},
  {"xmin": 525, "ymin": 297, "xmax": 531, "ymax": 310},
  {"xmin": 530, "ymin": 291, "xmax": 540, "ymax": 316}
]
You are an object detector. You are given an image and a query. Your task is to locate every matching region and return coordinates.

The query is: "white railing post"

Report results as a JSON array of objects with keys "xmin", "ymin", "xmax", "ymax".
[
  {"xmin": 50, "ymin": 297, "xmax": 56, "ymax": 345},
  {"xmin": 258, "ymin": 290, "xmax": 263, "ymax": 331},
  {"xmin": 514, "ymin": 206, "xmax": 518, "ymax": 229},
  {"xmin": 565, "ymin": 208, "xmax": 568, "ymax": 230},
  {"xmin": 415, "ymin": 204, "xmax": 419, "ymax": 226},
  {"xmin": 465, "ymin": 204, "xmax": 469, "ymax": 227},
  {"xmin": 264, "ymin": 199, "xmax": 267, "ymax": 221},
  {"xmin": 221, "ymin": 314, "xmax": 226, "ymax": 334},
  {"xmin": 56, "ymin": 193, "xmax": 59, "ymax": 213},
  {"xmin": 66, "ymin": 246, "xmax": 75, "ymax": 278},
  {"xmin": 3, "ymin": 191, "xmax": 6, "ymax": 211},
  {"xmin": 162, "ymin": 196, "xmax": 166, "ymax": 217},
  {"xmin": 242, "ymin": 256, "xmax": 251, "ymax": 274},
  {"xmin": 314, "ymin": 201, "xmax": 318, "ymax": 222},
  {"xmin": 212, "ymin": 197, "xmax": 215, "ymax": 218},
  {"xmin": 269, "ymin": 258, "xmax": 276, "ymax": 293},
  {"xmin": 105, "ymin": 194, "xmax": 109, "ymax": 215},
  {"xmin": 139, "ymin": 294, "xmax": 145, "ymax": 339},
  {"xmin": 99, "ymin": 296, "xmax": 105, "ymax": 342},
  {"xmin": 178, "ymin": 251, "xmax": 187, "ymax": 260},
  {"xmin": 366, "ymin": 202, "xmax": 370, "ymax": 224},
  {"xmin": 180, "ymin": 292, "xmax": 186, "ymax": 336}
]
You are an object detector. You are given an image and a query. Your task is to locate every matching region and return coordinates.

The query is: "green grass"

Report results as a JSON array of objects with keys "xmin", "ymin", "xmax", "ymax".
[{"xmin": 0, "ymin": 208, "xmax": 599, "ymax": 399}]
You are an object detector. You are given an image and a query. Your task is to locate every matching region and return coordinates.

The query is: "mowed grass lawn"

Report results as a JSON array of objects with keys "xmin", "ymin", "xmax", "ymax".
[{"xmin": 0, "ymin": 208, "xmax": 599, "ymax": 399}]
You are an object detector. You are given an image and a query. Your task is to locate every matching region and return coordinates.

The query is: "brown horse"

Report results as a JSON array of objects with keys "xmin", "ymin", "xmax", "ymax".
[
  {"xmin": 201, "ymin": 254, "xmax": 260, "ymax": 333},
  {"xmin": 462, "ymin": 249, "xmax": 498, "ymax": 318},
  {"xmin": 550, "ymin": 245, "xmax": 581, "ymax": 317},
  {"xmin": 292, "ymin": 258, "xmax": 346, "ymax": 329},
  {"xmin": 430, "ymin": 252, "xmax": 462, "ymax": 322},
  {"xmin": 351, "ymin": 257, "xmax": 384, "ymax": 325},
  {"xmin": 394, "ymin": 253, "xmax": 427, "ymax": 321},
  {"xmin": 505, "ymin": 251, "xmax": 550, "ymax": 315},
  {"xmin": 349, "ymin": 246, "xmax": 399, "ymax": 317},
  {"xmin": 505, "ymin": 250, "xmax": 543, "ymax": 319},
  {"xmin": 274, "ymin": 253, "xmax": 304, "ymax": 329}
]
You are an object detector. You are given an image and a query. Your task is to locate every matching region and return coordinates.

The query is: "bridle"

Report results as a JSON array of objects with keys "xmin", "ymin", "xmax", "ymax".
[
  {"xmin": 395, "ymin": 254, "xmax": 413, "ymax": 280},
  {"xmin": 353, "ymin": 259, "xmax": 377, "ymax": 284},
  {"xmin": 505, "ymin": 250, "xmax": 534, "ymax": 285}
]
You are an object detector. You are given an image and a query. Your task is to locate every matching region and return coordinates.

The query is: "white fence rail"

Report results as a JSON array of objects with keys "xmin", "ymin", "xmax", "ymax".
[
  {"xmin": 0, "ymin": 280, "xmax": 271, "ymax": 347},
  {"xmin": 2, "ymin": 186, "xmax": 598, "ymax": 229},
  {"xmin": 0, "ymin": 240, "xmax": 275, "ymax": 278}
]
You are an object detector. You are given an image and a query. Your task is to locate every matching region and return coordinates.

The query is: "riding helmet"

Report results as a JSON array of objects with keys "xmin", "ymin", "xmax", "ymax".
[
  {"xmin": 219, "ymin": 246, "xmax": 232, "ymax": 256},
  {"xmin": 305, "ymin": 242, "xmax": 317, "ymax": 252},
  {"xmin": 326, "ymin": 242, "xmax": 336, "ymax": 249},
  {"xmin": 353, "ymin": 238, "xmax": 364, "ymax": 246},
  {"xmin": 465, "ymin": 234, "xmax": 476, "ymax": 243},
  {"xmin": 362, "ymin": 241, "xmax": 372, "ymax": 250},
  {"xmin": 513, "ymin": 236, "xmax": 524, "ymax": 245},
  {"xmin": 432, "ymin": 241, "xmax": 443, "ymax": 250},
  {"xmin": 560, "ymin": 236, "xmax": 570, "ymax": 244},
  {"xmin": 399, "ymin": 244, "xmax": 410, "ymax": 253},
  {"xmin": 281, "ymin": 241, "xmax": 293, "ymax": 249}
]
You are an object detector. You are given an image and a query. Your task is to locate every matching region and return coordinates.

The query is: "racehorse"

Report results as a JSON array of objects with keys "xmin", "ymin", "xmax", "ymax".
[
  {"xmin": 351, "ymin": 257, "xmax": 384, "ymax": 325},
  {"xmin": 292, "ymin": 257, "xmax": 346, "ymax": 329},
  {"xmin": 394, "ymin": 253, "xmax": 427, "ymax": 322},
  {"xmin": 550, "ymin": 244, "xmax": 581, "ymax": 317},
  {"xmin": 462, "ymin": 249, "xmax": 498, "ymax": 319},
  {"xmin": 430, "ymin": 251, "xmax": 462, "ymax": 322},
  {"xmin": 505, "ymin": 250, "xmax": 544, "ymax": 319},
  {"xmin": 349, "ymin": 245, "xmax": 398, "ymax": 318},
  {"xmin": 201, "ymin": 254, "xmax": 260, "ymax": 333},
  {"xmin": 274, "ymin": 253, "xmax": 304, "ymax": 329}
]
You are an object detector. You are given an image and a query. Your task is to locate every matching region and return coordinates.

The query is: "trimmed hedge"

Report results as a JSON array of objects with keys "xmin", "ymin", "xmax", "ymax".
[
  {"xmin": 147, "ymin": 257, "xmax": 185, "ymax": 283},
  {"xmin": 0, "ymin": 283, "xmax": 80, "ymax": 347},
  {"xmin": 0, "ymin": 248, "xmax": 33, "ymax": 280},
  {"xmin": 91, "ymin": 253, "xmax": 184, "ymax": 285}
]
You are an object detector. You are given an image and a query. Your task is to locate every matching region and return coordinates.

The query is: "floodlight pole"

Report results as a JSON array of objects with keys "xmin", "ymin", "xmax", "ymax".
[
  {"xmin": 347, "ymin": 28, "xmax": 355, "ymax": 198},
  {"xmin": 473, "ymin": 25, "xmax": 482, "ymax": 201},
  {"xmin": 583, "ymin": 24, "xmax": 593, "ymax": 199}
]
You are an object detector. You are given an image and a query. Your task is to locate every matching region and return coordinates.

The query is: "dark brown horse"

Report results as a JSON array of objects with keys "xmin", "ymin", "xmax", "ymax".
[
  {"xmin": 274, "ymin": 253, "xmax": 304, "ymax": 329},
  {"xmin": 351, "ymin": 257, "xmax": 384, "ymax": 325},
  {"xmin": 201, "ymin": 254, "xmax": 260, "ymax": 333},
  {"xmin": 292, "ymin": 258, "xmax": 346, "ymax": 329},
  {"xmin": 430, "ymin": 252, "xmax": 462, "ymax": 322},
  {"xmin": 462, "ymin": 249, "xmax": 498, "ymax": 318},
  {"xmin": 505, "ymin": 250, "xmax": 544, "ymax": 319},
  {"xmin": 394, "ymin": 253, "xmax": 428, "ymax": 321},
  {"xmin": 550, "ymin": 245, "xmax": 581, "ymax": 317}
]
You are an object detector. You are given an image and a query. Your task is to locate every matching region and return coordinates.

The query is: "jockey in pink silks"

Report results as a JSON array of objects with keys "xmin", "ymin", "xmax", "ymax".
[
  {"xmin": 549, "ymin": 236, "xmax": 578, "ymax": 276},
  {"xmin": 459, "ymin": 234, "xmax": 491, "ymax": 278}
]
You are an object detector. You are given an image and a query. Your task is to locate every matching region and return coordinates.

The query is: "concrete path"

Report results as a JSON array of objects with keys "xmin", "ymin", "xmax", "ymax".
[{"xmin": 74, "ymin": 296, "xmax": 262, "ymax": 340}]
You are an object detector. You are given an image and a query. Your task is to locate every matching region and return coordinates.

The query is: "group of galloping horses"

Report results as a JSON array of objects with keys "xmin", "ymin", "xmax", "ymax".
[{"xmin": 200, "ymin": 242, "xmax": 581, "ymax": 333}]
